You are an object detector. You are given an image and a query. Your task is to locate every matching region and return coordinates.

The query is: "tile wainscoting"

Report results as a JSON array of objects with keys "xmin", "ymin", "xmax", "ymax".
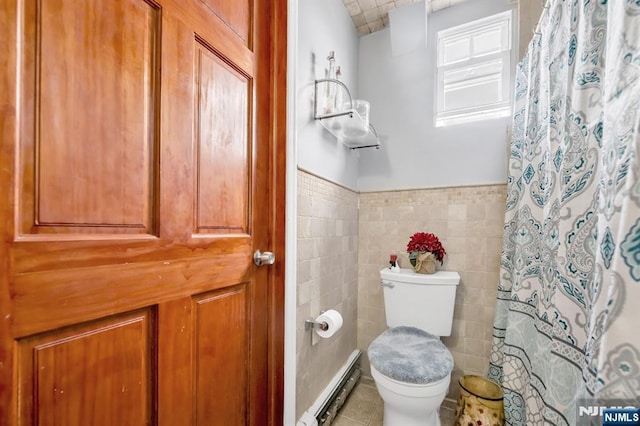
[
  {"xmin": 295, "ymin": 170, "xmax": 507, "ymax": 412},
  {"xmin": 296, "ymin": 170, "xmax": 360, "ymax": 420}
]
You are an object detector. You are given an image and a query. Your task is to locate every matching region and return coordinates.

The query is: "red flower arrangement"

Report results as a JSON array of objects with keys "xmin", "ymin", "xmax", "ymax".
[{"xmin": 406, "ymin": 232, "xmax": 446, "ymax": 264}]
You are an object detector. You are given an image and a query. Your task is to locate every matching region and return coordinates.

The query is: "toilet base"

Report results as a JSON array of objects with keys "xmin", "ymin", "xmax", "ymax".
[
  {"xmin": 371, "ymin": 365, "xmax": 450, "ymax": 426},
  {"xmin": 382, "ymin": 403, "xmax": 441, "ymax": 426}
]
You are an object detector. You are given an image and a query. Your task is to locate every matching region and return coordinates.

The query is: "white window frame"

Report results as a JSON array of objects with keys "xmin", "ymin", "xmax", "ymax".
[{"xmin": 435, "ymin": 10, "xmax": 513, "ymax": 127}]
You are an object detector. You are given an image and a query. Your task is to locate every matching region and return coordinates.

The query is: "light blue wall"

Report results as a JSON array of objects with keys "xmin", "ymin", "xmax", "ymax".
[
  {"xmin": 297, "ymin": 0, "xmax": 360, "ymax": 190},
  {"xmin": 357, "ymin": 0, "xmax": 518, "ymax": 192}
]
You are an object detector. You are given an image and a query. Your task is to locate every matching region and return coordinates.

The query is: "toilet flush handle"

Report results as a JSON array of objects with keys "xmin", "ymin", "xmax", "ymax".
[{"xmin": 380, "ymin": 281, "xmax": 395, "ymax": 289}]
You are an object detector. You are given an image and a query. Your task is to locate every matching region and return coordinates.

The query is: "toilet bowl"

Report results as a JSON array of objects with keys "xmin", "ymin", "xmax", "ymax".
[
  {"xmin": 368, "ymin": 325, "xmax": 453, "ymax": 426},
  {"xmin": 369, "ymin": 268, "xmax": 460, "ymax": 425},
  {"xmin": 371, "ymin": 364, "xmax": 450, "ymax": 426}
]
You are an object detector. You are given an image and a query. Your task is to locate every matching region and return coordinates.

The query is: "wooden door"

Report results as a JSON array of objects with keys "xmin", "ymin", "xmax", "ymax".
[{"xmin": 0, "ymin": 0, "xmax": 286, "ymax": 425}]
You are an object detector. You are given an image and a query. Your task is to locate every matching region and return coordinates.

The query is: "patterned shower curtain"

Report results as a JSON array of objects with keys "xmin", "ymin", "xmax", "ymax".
[{"xmin": 488, "ymin": 1, "xmax": 640, "ymax": 425}]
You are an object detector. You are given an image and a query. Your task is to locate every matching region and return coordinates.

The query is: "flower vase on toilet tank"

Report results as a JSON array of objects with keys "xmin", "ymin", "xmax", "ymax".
[{"xmin": 406, "ymin": 232, "xmax": 446, "ymax": 275}]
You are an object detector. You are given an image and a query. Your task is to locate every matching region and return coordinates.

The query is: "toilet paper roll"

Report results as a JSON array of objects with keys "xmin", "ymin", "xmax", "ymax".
[{"xmin": 314, "ymin": 309, "xmax": 343, "ymax": 338}]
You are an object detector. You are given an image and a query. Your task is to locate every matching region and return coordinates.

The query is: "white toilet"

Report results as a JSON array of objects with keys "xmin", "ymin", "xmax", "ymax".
[{"xmin": 368, "ymin": 267, "xmax": 460, "ymax": 426}]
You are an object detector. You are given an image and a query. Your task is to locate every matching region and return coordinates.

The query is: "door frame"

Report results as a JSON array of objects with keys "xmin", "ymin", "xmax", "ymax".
[
  {"xmin": 268, "ymin": 0, "xmax": 288, "ymax": 423},
  {"xmin": 283, "ymin": 0, "xmax": 298, "ymax": 423}
]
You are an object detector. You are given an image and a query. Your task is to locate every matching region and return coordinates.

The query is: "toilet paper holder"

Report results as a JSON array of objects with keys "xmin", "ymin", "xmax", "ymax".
[
  {"xmin": 305, "ymin": 318, "xmax": 329, "ymax": 332},
  {"xmin": 305, "ymin": 310, "xmax": 330, "ymax": 332}
]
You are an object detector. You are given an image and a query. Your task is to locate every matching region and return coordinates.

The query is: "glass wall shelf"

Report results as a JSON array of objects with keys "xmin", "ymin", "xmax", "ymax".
[{"xmin": 314, "ymin": 79, "xmax": 380, "ymax": 150}]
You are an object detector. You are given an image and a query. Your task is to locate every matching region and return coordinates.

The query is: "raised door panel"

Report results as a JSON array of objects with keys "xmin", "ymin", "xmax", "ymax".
[
  {"xmin": 195, "ymin": 43, "xmax": 251, "ymax": 235},
  {"xmin": 194, "ymin": 286, "xmax": 249, "ymax": 424},
  {"xmin": 18, "ymin": 0, "xmax": 160, "ymax": 235},
  {"xmin": 18, "ymin": 310, "xmax": 154, "ymax": 426}
]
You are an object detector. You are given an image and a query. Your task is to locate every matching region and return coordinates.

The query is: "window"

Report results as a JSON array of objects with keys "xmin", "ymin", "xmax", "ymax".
[{"xmin": 435, "ymin": 10, "xmax": 513, "ymax": 127}]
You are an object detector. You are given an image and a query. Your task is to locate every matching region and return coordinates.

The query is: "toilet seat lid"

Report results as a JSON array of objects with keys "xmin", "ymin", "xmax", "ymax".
[{"xmin": 367, "ymin": 326, "xmax": 453, "ymax": 385}]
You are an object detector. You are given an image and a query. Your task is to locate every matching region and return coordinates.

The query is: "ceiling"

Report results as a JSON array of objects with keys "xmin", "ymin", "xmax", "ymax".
[{"xmin": 342, "ymin": 0, "xmax": 469, "ymax": 36}]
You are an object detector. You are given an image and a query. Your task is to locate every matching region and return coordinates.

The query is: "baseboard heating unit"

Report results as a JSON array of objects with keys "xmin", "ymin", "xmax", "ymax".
[{"xmin": 297, "ymin": 349, "xmax": 362, "ymax": 426}]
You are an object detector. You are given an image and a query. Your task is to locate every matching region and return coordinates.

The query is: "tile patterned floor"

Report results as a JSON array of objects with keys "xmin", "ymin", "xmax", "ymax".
[{"xmin": 332, "ymin": 377, "xmax": 458, "ymax": 426}]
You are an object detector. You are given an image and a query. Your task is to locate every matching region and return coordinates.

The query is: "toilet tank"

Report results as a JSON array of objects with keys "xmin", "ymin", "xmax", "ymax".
[{"xmin": 380, "ymin": 268, "xmax": 460, "ymax": 336}]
